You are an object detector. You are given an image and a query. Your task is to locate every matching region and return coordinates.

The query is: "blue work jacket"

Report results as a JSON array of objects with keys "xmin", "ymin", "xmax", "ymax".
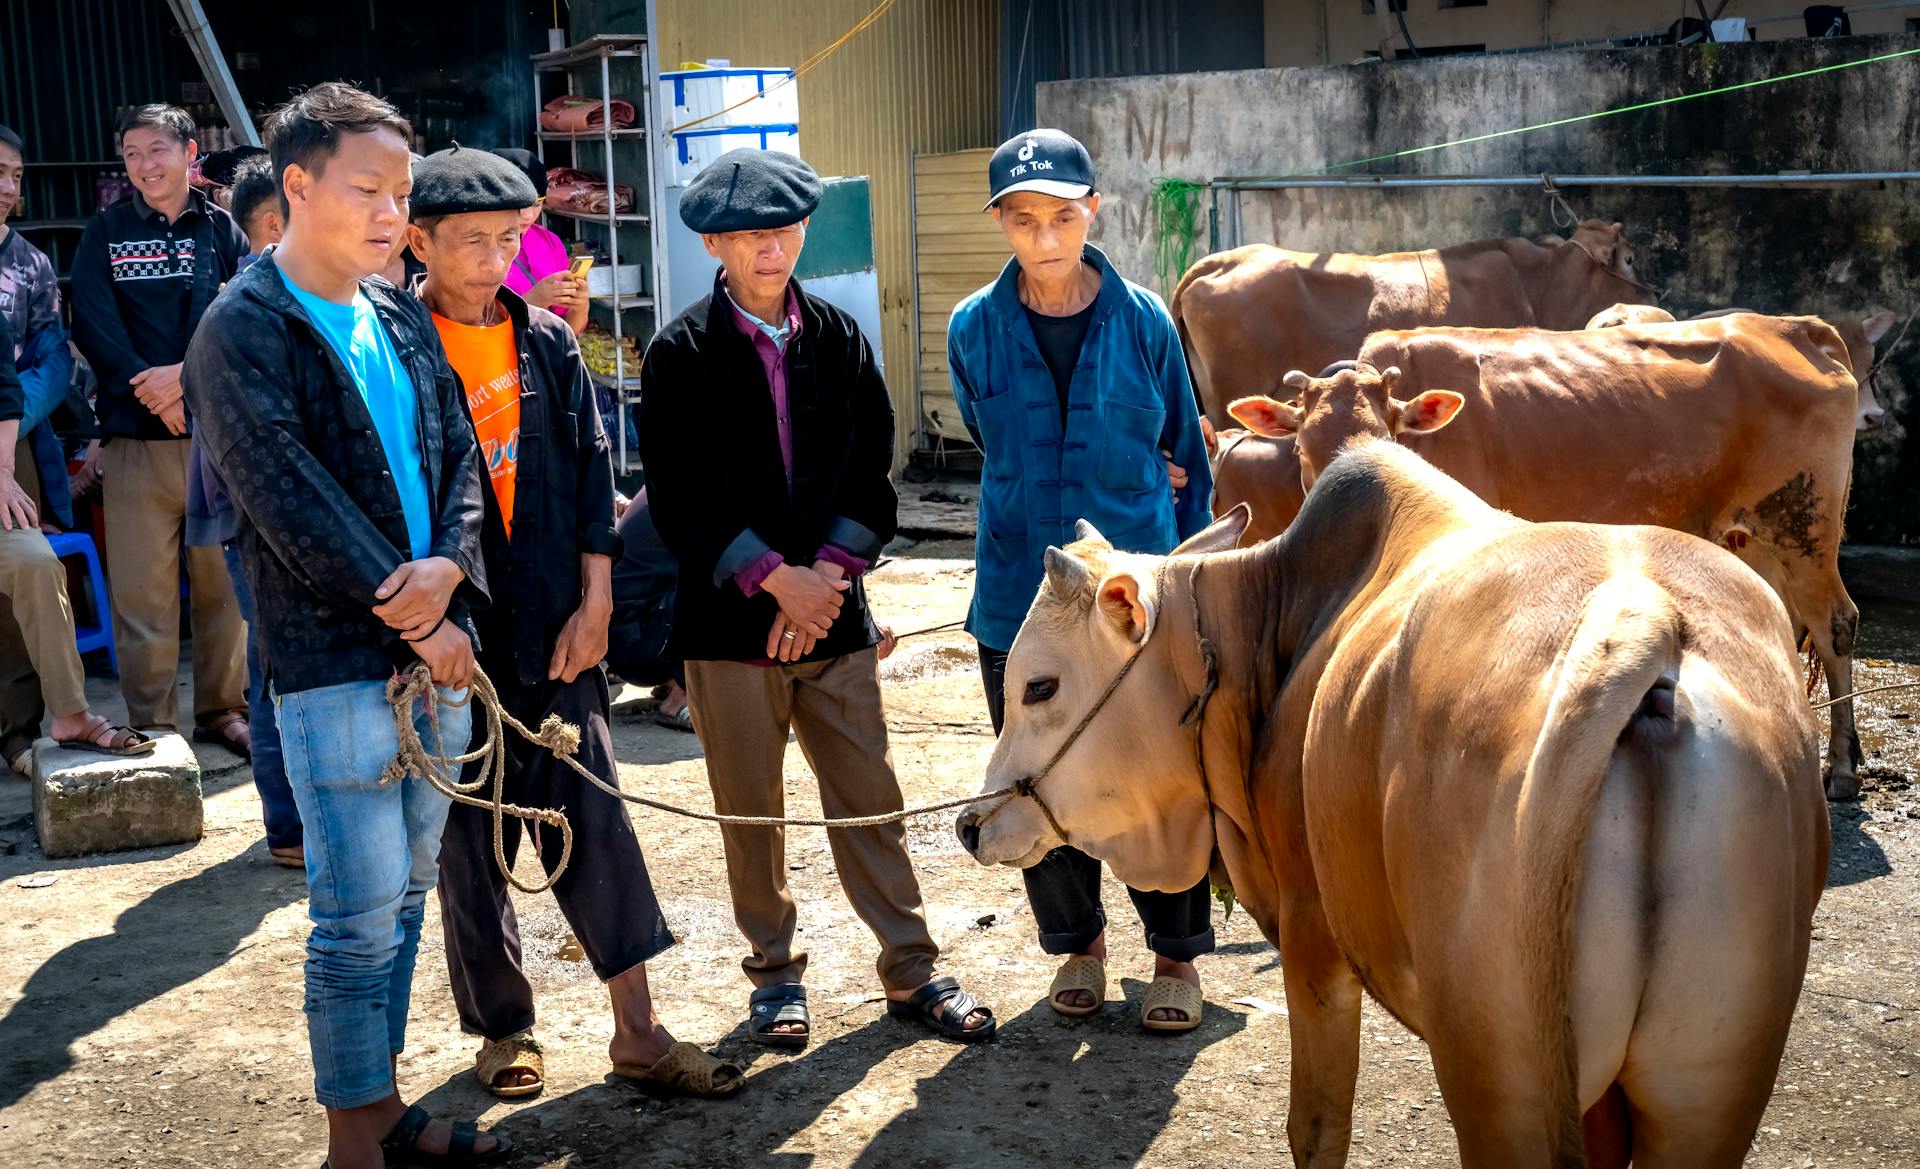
[{"xmin": 948, "ymin": 245, "xmax": 1213, "ymax": 652}]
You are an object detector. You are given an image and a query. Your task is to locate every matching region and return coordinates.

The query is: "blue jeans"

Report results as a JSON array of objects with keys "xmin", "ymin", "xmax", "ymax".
[
  {"xmin": 222, "ymin": 543, "xmax": 301, "ymax": 850},
  {"xmin": 279, "ymin": 678, "xmax": 470, "ymax": 1109}
]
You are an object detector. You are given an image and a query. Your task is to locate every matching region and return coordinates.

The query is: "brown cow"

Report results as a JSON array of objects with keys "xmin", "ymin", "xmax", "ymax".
[
  {"xmin": 1689, "ymin": 308, "xmax": 1899, "ymax": 431},
  {"xmin": 1225, "ymin": 314, "xmax": 1864, "ymax": 798},
  {"xmin": 959, "ymin": 443, "xmax": 1825, "ymax": 1166},
  {"xmin": 1171, "ymin": 220, "xmax": 1655, "ymax": 429}
]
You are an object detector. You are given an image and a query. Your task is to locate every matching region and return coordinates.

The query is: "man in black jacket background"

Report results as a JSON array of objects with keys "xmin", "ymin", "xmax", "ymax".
[
  {"xmin": 641, "ymin": 148, "xmax": 995, "ymax": 1050},
  {"xmin": 183, "ymin": 84, "xmax": 505, "ymax": 1168},
  {"xmin": 405, "ymin": 146, "xmax": 740, "ymax": 1101},
  {"xmin": 71, "ymin": 103, "xmax": 249, "ymax": 750}
]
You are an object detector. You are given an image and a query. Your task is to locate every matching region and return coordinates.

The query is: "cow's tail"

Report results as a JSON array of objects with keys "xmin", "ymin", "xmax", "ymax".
[
  {"xmin": 1515, "ymin": 570, "xmax": 1686, "ymax": 1166},
  {"xmin": 1170, "ymin": 267, "xmax": 1212, "ymax": 420}
]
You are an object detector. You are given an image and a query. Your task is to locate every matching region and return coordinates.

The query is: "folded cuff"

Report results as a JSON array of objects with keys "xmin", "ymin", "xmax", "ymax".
[
  {"xmin": 823, "ymin": 515, "xmax": 883, "ymax": 561},
  {"xmin": 813, "ymin": 543, "xmax": 870, "ymax": 578},
  {"xmin": 713, "ymin": 528, "xmax": 775, "ymax": 590},
  {"xmin": 735, "ymin": 550, "xmax": 787, "ymax": 598},
  {"xmin": 579, "ymin": 522, "xmax": 624, "ymax": 560}
]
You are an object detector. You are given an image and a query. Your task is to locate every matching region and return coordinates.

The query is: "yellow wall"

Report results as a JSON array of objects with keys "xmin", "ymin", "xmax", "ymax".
[
  {"xmin": 653, "ymin": 0, "xmax": 1002, "ymax": 461},
  {"xmin": 1265, "ymin": 0, "xmax": 1920, "ymax": 66}
]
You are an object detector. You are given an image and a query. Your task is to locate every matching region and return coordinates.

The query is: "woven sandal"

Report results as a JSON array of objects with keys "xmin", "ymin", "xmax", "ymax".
[
  {"xmin": 475, "ymin": 1031, "xmax": 545, "ymax": 1099},
  {"xmin": 1141, "ymin": 975, "xmax": 1204, "ymax": 1033},
  {"xmin": 1047, "ymin": 954, "xmax": 1106, "ymax": 1017},
  {"xmin": 612, "ymin": 1041, "xmax": 746, "ymax": 1098}
]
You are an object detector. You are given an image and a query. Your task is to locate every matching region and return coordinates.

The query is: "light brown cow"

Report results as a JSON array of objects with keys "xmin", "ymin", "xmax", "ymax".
[
  {"xmin": 1171, "ymin": 220, "xmax": 1656, "ymax": 429},
  {"xmin": 1225, "ymin": 314, "xmax": 1864, "ymax": 798},
  {"xmin": 1584, "ymin": 303, "xmax": 1676, "ymax": 329},
  {"xmin": 1689, "ymin": 308, "xmax": 1899, "ymax": 430},
  {"xmin": 1206, "ymin": 425, "xmax": 1304, "ymax": 545},
  {"xmin": 959, "ymin": 443, "xmax": 1826, "ymax": 1167}
]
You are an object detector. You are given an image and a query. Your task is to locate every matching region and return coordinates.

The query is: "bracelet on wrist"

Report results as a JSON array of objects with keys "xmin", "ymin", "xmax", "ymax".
[{"xmin": 402, "ymin": 616, "xmax": 448, "ymax": 644}]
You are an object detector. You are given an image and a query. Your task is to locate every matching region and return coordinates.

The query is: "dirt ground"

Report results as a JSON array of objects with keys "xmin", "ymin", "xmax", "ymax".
[{"xmin": 1, "ymin": 546, "xmax": 1917, "ymax": 1168}]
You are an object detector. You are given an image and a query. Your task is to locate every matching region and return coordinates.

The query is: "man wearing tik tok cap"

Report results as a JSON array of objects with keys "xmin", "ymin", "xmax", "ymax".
[{"xmin": 947, "ymin": 128, "xmax": 1217, "ymax": 1032}]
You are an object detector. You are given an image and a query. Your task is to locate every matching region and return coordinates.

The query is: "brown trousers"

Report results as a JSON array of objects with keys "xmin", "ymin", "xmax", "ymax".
[
  {"xmin": 101, "ymin": 438, "xmax": 245, "ymax": 730},
  {"xmin": 684, "ymin": 648, "xmax": 939, "ymax": 992},
  {"xmin": 0, "ymin": 445, "xmax": 88, "ymax": 759}
]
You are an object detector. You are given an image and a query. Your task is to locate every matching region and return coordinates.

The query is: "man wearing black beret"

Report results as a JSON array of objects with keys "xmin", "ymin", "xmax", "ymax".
[
  {"xmin": 406, "ymin": 145, "xmax": 743, "ymax": 1100},
  {"xmin": 641, "ymin": 148, "xmax": 998, "ymax": 1047}
]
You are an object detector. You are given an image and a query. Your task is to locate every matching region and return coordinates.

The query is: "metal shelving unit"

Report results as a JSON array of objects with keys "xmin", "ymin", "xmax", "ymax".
[{"xmin": 532, "ymin": 32, "xmax": 661, "ymax": 472}]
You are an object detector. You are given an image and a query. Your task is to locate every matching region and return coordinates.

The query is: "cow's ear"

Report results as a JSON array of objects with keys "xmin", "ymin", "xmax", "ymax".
[
  {"xmin": 1864, "ymin": 311, "xmax": 1896, "ymax": 345},
  {"xmin": 1174, "ymin": 504, "xmax": 1251, "ymax": 554},
  {"xmin": 1228, "ymin": 395, "xmax": 1302, "ymax": 437},
  {"xmin": 1394, "ymin": 390, "xmax": 1465, "ymax": 435},
  {"xmin": 1044, "ymin": 546, "xmax": 1092, "ymax": 601},
  {"xmin": 1096, "ymin": 572, "xmax": 1153, "ymax": 645}
]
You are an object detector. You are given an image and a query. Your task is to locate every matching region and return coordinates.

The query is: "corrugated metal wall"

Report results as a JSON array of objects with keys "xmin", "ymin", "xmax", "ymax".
[
  {"xmin": 1001, "ymin": 0, "xmax": 1264, "ymax": 136},
  {"xmin": 650, "ymin": 0, "xmax": 1002, "ymax": 460},
  {"xmin": 0, "ymin": 0, "xmax": 202, "ymax": 280},
  {"xmin": 913, "ymin": 149, "xmax": 1006, "ymax": 445}
]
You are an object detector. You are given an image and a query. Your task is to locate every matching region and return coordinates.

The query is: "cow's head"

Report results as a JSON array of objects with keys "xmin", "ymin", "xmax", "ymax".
[
  {"xmin": 1227, "ymin": 366, "xmax": 1465, "ymax": 489},
  {"xmin": 956, "ymin": 511, "xmax": 1250, "ymax": 891},
  {"xmin": 1585, "ymin": 302, "xmax": 1675, "ymax": 330},
  {"xmin": 1849, "ymin": 310, "xmax": 1897, "ymax": 431},
  {"xmin": 1570, "ymin": 219, "xmax": 1639, "ymax": 284}
]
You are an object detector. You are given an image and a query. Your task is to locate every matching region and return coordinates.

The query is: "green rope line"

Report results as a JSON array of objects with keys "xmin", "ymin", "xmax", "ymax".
[
  {"xmin": 1146, "ymin": 43, "xmax": 1920, "ymax": 272},
  {"xmin": 1149, "ymin": 177, "xmax": 1206, "ymax": 296},
  {"xmin": 1314, "ymin": 44, "xmax": 1920, "ymax": 175}
]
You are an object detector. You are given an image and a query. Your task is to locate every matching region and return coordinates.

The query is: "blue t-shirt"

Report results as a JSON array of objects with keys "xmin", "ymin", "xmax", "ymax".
[{"xmin": 282, "ymin": 275, "xmax": 432, "ymax": 559}]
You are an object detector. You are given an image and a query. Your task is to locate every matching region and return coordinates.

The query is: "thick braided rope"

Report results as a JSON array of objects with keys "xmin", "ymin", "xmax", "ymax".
[{"xmin": 385, "ymin": 658, "xmax": 1015, "ymax": 892}]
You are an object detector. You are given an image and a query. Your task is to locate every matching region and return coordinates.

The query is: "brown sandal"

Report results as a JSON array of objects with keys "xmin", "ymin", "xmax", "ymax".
[
  {"xmin": 193, "ymin": 711, "xmax": 251, "ymax": 760},
  {"xmin": 55, "ymin": 715, "xmax": 156, "ymax": 758},
  {"xmin": 612, "ymin": 1041, "xmax": 745, "ymax": 1098},
  {"xmin": 475, "ymin": 1031, "xmax": 545, "ymax": 1099}
]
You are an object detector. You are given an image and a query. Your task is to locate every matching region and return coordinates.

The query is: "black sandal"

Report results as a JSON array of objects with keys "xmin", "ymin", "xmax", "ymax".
[
  {"xmin": 380, "ymin": 1103, "xmax": 513, "ymax": 1164},
  {"xmin": 886, "ymin": 976, "xmax": 997, "ymax": 1043},
  {"xmin": 747, "ymin": 982, "xmax": 810, "ymax": 1049}
]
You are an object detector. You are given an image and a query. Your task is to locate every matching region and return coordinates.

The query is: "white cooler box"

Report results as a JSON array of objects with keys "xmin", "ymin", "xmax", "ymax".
[
  {"xmin": 659, "ymin": 66, "xmax": 798, "ymax": 131},
  {"xmin": 669, "ymin": 123, "xmax": 802, "ymax": 185}
]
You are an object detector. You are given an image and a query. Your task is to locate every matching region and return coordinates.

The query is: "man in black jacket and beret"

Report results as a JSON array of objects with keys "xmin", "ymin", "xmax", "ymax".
[
  {"xmin": 641, "ymin": 148, "xmax": 996, "ymax": 1048},
  {"xmin": 405, "ymin": 145, "xmax": 741, "ymax": 1100}
]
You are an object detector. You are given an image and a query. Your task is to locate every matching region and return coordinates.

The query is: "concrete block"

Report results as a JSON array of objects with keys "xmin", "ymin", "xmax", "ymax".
[{"xmin": 32, "ymin": 732, "xmax": 203, "ymax": 858}]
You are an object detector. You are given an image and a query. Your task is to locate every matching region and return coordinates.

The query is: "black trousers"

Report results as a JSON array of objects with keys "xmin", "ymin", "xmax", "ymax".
[
  {"xmin": 978, "ymin": 644, "xmax": 1215, "ymax": 962},
  {"xmin": 436, "ymin": 666, "xmax": 675, "ymax": 1041},
  {"xmin": 606, "ymin": 594, "xmax": 683, "ymax": 688}
]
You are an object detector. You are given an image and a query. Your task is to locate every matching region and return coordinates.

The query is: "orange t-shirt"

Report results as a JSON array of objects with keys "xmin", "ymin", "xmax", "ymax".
[{"xmin": 433, "ymin": 309, "xmax": 522, "ymax": 537}]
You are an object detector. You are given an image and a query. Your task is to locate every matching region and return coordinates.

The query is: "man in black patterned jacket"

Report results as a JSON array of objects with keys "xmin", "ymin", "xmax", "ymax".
[{"xmin": 182, "ymin": 84, "xmax": 507, "ymax": 1169}]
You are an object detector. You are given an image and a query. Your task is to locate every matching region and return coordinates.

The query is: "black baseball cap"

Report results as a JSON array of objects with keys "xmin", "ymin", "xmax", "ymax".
[{"xmin": 984, "ymin": 128, "xmax": 1095, "ymax": 211}]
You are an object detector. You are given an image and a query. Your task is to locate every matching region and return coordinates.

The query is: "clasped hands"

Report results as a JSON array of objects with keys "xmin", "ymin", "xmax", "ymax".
[
  {"xmin": 373, "ymin": 555, "xmax": 474, "ymax": 690},
  {"xmin": 763, "ymin": 560, "xmax": 854, "ymax": 663}
]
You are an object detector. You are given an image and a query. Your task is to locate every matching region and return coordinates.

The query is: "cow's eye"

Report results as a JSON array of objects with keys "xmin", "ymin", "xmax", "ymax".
[{"xmin": 1023, "ymin": 678, "xmax": 1059, "ymax": 705}]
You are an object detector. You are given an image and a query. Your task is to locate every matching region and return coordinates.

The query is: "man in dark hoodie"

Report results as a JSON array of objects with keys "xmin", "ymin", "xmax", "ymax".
[{"xmin": 404, "ymin": 145, "xmax": 740, "ymax": 1101}]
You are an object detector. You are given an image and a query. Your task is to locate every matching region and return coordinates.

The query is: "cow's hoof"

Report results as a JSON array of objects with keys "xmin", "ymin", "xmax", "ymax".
[{"xmin": 1826, "ymin": 771, "xmax": 1863, "ymax": 802}]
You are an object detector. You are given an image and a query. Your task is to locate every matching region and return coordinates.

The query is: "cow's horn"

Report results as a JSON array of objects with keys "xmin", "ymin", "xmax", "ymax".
[
  {"xmin": 1044, "ymin": 546, "xmax": 1093, "ymax": 600},
  {"xmin": 1073, "ymin": 519, "xmax": 1111, "ymax": 547},
  {"xmin": 1282, "ymin": 370, "xmax": 1311, "ymax": 390},
  {"xmin": 1380, "ymin": 365, "xmax": 1402, "ymax": 385}
]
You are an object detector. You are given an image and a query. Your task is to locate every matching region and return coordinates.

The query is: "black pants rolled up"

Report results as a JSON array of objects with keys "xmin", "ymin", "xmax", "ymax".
[
  {"xmin": 437, "ymin": 666, "xmax": 675, "ymax": 1041},
  {"xmin": 978, "ymin": 643, "xmax": 1214, "ymax": 962}
]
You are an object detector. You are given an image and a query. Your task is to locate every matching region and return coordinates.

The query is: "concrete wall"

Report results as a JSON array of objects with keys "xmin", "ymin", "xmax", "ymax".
[
  {"xmin": 1264, "ymin": 0, "xmax": 1920, "ymax": 67},
  {"xmin": 1037, "ymin": 34, "xmax": 1920, "ymax": 543}
]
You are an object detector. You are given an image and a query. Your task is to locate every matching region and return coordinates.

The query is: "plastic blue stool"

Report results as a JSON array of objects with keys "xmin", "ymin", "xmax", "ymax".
[{"xmin": 44, "ymin": 531, "xmax": 117, "ymax": 675}]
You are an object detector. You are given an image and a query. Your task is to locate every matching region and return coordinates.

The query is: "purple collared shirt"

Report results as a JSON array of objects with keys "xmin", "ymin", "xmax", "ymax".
[{"xmin": 725, "ymin": 282, "xmax": 871, "ymax": 597}]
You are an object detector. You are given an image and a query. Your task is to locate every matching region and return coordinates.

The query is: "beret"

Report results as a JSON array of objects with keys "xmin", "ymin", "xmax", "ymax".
[
  {"xmin": 489, "ymin": 147, "xmax": 548, "ymax": 198},
  {"xmin": 199, "ymin": 145, "xmax": 268, "ymax": 189},
  {"xmin": 410, "ymin": 144, "xmax": 538, "ymax": 219},
  {"xmin": 680, "ymin": 148, "xmax": 821, "ymax": 234}
]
